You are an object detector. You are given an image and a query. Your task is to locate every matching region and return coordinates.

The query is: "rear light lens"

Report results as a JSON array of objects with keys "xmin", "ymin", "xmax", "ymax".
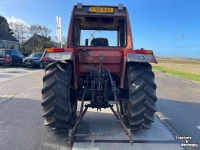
[
  {"xmin": 136, "ymin": 50, "xmax": 153, "ymax": 54},
  {"xmin": 5, "ymin": 58, "xmax": 10, "ymax": 62},
  {"xmin": 150, "ymin": 58, "xmax": 157, "ymax": 63},
  {"xmin": 42, "ymin": 57, "xmax": 49, "ymax": 61},
  {"xmin": 5, "ymin": 55, "xmax": 12, "ymax": 60},
  {"xmin": 46, "ymin": 48, "xmax": 65, "ymax": 53}
]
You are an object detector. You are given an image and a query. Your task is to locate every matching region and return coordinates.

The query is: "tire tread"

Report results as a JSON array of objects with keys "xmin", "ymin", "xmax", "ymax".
[{"xmin": 125, "ymin": 62, "xmax": 157, "ymax": 131}]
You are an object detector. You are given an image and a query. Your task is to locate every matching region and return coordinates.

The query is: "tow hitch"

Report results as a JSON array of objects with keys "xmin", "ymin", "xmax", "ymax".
[{"xmin": 66, "ymin": 62, "xmax": 133, "ymax": 149}]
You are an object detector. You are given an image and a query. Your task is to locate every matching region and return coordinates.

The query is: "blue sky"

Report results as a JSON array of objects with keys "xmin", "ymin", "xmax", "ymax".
[{"xmin": 1, "ymin": 0, "xmax": 200, "ymax": 58}]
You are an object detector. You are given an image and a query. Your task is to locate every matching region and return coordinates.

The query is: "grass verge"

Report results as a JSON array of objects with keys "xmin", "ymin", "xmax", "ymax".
[{"xmin": 153, "ymin": 66, "xmax": 200, "ymax": 82}]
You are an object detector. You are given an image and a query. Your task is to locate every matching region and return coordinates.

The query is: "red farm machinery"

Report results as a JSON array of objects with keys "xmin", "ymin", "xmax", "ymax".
[{"xmin": 41, "ymin": 3, "xmax": 157, "ymax": 148}]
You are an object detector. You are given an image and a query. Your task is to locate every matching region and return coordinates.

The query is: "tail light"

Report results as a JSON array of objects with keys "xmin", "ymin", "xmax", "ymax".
[
  {"xmin": 42, "ymin": 57, "xmax": 49, "ymax": 61},
  {"xmin": 5, "ymin": 58, "xmax": 10, "ymax": 62},
  {"xmin": 136, "ymin": 49, "xmax": 153, "ymax": 54},
  {"xmin": 150, "ymin": 58, "xmax": 157, "ymax": 63},
  {"xmin": 124, "ymin": 48, "xmax": 153, "ymax": 56},
  {"xmin": 6, "ymin": 55, "xmax": 12, "ymax": 60},
  {"xmin": 46, "ymin": 48, "xmax": 65, "ymax": 53}
]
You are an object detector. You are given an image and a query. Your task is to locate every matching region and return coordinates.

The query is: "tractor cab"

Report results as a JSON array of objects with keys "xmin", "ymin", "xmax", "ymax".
[
  {"xmin": 64, "ymin": 4, "xmax": 134, "ymax": 75},
  {"xmin": 66, "ymin": 4, "xmax": 133, "ymax": 49}
]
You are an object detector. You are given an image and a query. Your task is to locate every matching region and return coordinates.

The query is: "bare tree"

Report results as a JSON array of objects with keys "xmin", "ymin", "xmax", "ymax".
[
  {"xmin": 8, "ymin": 21, "xmax": 28, "ymax": 43},
  {"xmin": 54, "ymin": 36, "xmax": 67, "ymax": 47},
  {"xmin": 28, "ymin": 24, "xmax": 42, "ymax": 36},
  {"xmin": 62, "ymin": 36, "xmax": 67, "ymax": 47},
  {"xmin": 41, "ymin": 26, "xmax": 51, "ymax": 37},
  {"xmin": 28, "ymin": 24, "xmax": 44, "ymax": 52}
]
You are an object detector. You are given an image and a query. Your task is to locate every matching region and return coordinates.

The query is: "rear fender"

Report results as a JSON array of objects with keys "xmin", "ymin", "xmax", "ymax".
[
  {"xmin": 120, "ymin": 49, "xmax": 157, "ymax": 88},
  {"xmin": 41, "ymin": 48, "xmax": 78, "ymax": 89},
  {"xmin": 125, "ymin": 49, "xmax": 157, "ymax": 63},
  {"xmin": 41, "ymin": 48, "xmax": 74, "ymax": 61}
]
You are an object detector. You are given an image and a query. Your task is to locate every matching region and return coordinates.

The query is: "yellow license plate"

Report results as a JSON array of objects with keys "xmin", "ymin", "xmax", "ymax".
[
  {"xmin": 26, "ymin": 62, "xmax": 31, "ymax": 64},
  {"xmin": 89, "ymin": 7, "xmax": 114, "ymax": 13}
]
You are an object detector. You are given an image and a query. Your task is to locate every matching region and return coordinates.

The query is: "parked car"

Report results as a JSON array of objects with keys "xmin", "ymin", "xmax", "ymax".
[
  {"xmin": 0, "ymin": 49, "xmax": 24, "ymax": 66},
  {"xmin": 23, "ymin": 52, "xmax": 48, "ymax": 68}
]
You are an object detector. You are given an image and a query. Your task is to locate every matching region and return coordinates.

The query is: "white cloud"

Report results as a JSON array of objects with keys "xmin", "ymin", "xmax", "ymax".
[{"xmin": 6, "ymin": 16, "xmax": 29, "ymax": 26}]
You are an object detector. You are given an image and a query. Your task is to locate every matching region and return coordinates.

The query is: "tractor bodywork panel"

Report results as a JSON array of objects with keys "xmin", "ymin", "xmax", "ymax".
[{"xmin": 77, "ymin": 49, "xmax": 122, "ymax": 74}]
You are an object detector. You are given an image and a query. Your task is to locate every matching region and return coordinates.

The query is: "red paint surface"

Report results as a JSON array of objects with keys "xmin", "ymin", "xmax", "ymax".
[{"xmin": 76, "ymin": 49, "xmax": 123, "ymax": 74}]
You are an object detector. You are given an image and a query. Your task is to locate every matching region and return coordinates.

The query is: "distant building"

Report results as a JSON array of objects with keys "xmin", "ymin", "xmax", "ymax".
[
  {"xmin": 22, "ymin": 33, "xmax": 60, "ymax": 55},
  {"xmin": 0, "ymin": 26, "xmax": 19, "ymax": 50}
]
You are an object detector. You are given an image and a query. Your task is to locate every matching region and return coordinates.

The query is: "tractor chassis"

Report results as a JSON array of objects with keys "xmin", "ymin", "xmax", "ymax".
[{"xmin": 66, "ymin": 54, "xmax": 133, "ymax": 149}]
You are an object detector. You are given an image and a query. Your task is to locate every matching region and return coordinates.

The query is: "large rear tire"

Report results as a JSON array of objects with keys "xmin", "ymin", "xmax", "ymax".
[
  {"xmin": 124, "ymin": 63, "xmax": 157, "ymax": 131},
  {"xmin": 41, "ymin": 61, "xmax": 76, "ymax": 131}
]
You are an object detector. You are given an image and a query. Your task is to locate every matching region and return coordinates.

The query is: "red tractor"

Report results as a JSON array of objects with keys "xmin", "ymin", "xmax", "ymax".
[{"xmin": 41, "ymin": 3, "xmax": 157, "ymax": 147}]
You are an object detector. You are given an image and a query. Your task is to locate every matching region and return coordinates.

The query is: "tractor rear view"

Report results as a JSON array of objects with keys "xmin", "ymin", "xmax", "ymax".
[{"xmin": 41, "ymin": 3, "xmax": 157, "ymax": 148}]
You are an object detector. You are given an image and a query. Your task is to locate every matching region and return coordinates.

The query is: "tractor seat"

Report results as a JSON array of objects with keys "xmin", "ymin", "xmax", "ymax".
[{"xmin": 90, "ymin": 38, "xmax": 109, "ymax": 46}]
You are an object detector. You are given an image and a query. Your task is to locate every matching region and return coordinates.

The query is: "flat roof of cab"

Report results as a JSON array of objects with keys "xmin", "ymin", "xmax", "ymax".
[{"xmin": 72, "ymin": 4, "xmax": 127, "ymax": 15}]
